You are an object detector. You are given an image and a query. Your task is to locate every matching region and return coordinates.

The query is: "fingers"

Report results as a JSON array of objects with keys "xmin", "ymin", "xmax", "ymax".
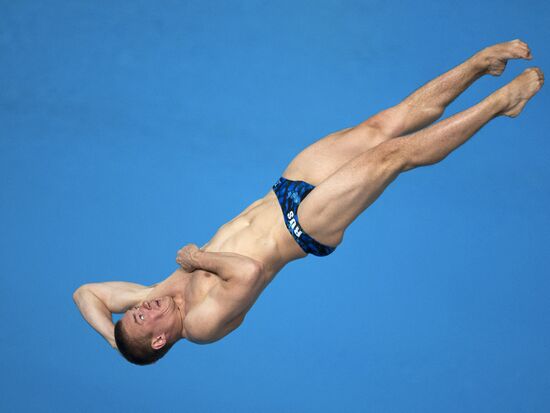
[
  {"xmin": 185, "ymin": 243, "xmax": 199, "ymax": 251},
  {"xmin": 176, "ymin": 243, "xmax": 196, "ymax": 257},
  {"xmin": 175, "ymin": 255, "xmax": 194, "ymax": 272},
  {"xmin": 175, "ymin": 243, "xmax": 199, "ymax": 272},
  {"xmin": 175, "ymin": 253, "xmax": 189, "ymax": 266}
]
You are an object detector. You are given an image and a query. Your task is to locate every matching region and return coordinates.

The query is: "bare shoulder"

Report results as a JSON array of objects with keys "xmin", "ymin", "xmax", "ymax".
[
  {"xmin": 182, "ymin": 255, "xmax": 265, "ymax": 343},
  {"xmin": 184, "ymin": 297, "xmax": 246, "ymax": 343}
]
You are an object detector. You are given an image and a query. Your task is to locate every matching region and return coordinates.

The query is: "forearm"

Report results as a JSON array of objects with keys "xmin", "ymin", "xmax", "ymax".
[
  {"xmin": 191, "ymin": 250, "xmax": 261, "ymax": 282},
  {"xmin": 73, "ymin": 287, "xmax": 117, "ymax": 349}
]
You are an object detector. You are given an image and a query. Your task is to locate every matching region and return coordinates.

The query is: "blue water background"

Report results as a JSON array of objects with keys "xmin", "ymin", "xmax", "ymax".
[{"xmin": 1, "ymin": 1, "xmax": 549, "ymax": 412}]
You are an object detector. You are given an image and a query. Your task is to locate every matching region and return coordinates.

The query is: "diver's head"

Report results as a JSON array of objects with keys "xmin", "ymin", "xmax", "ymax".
[{"xmin": 115, "ymin": 296, "xmax": 182, "ymax": 365}]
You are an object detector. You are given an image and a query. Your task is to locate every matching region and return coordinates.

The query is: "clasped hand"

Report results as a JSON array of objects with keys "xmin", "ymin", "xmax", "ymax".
[{"xmin": 176, "ymin": 243, "xmax": 200, "ymax": 272}]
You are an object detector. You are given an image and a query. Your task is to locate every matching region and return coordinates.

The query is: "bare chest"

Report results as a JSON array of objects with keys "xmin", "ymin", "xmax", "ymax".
[
  {"xmin": 149, "ymin": 270, "xmax": 217, "ymax": 309},
  {"xmin": 203, "ymin": 191, "xmax": 303, "ymax": 272}
]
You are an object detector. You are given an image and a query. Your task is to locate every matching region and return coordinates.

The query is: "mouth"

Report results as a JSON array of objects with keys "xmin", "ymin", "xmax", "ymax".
[
  {"xmin": 139, "ymin": 297, "xmax": 172, "ymax": 317},
  {"xmin": 156, "ymin": 296, "xmax": 172, "ymax": 314}
]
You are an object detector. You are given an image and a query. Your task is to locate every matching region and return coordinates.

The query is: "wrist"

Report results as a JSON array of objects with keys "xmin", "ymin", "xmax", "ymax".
[{"xmin": 190, "ymin": 248, "xmax": 202, "ymax": 265}]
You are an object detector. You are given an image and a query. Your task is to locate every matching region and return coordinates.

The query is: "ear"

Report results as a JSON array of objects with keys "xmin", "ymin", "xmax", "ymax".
[{"xmin": 151, "ymin": 333, "xmax": 167, "ymax": 350}]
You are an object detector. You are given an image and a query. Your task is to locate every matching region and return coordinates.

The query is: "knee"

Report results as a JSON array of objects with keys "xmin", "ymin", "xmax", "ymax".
[
  {"xmin": 372, "ymin": 139, "xmax": 409, "ymax": 173},
  {"xmin": 360, "ymin": 106, "xmax": 408, "ymax": 138},
  {"xmin": 352, "ymin": 122, "xmax": 392, "ymax": 147},
  {"xmin": 371, "ymin": 103, "xmax": 445, "ymax": 137}
]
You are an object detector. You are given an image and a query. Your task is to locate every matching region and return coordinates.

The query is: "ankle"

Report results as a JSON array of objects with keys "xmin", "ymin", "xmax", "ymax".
[
  {"xmin": 484, "ymin": 90, "xmax": 508, "ymax": 117},
  {"xmin": 469, "ymin": 51, "xmax": 490, "ymax": 75}
]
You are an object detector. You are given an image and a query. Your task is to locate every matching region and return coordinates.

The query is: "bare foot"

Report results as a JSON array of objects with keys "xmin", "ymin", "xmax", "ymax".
[
  {"xmin": 475, "ymin": 39, "xmax": 533, "ymax": 76},
  {"xmin": 495, "ymin": 67, "xmax": 544, "ymax": 117}
]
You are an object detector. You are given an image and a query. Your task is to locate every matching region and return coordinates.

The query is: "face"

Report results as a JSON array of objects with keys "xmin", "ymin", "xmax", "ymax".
[{"xmin": 121, "ymin": 296, "xmax": 180, "ymax": 347}]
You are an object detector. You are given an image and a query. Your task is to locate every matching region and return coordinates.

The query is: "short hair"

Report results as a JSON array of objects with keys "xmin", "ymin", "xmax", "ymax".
[{"xmin": 114, "ymin": 319, "xmax": 174, "ymax": 366}]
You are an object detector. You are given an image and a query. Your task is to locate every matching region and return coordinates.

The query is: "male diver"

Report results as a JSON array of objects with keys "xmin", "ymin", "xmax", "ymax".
[{"xmin": 73, "ymin": 40, "xmax": 543, "ymax": 365}]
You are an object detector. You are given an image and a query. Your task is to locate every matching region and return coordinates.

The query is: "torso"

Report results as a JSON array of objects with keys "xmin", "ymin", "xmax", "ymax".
[
  {"xmin": 203, "ymin": 190, "xmax": 307, "ymax": 276},
  {"xmin": 143, "ymin": 127, "xmax": 386, "ymax": 342},
  {"xmin": 147, "ymin": 188, "xmax": 307, "ymax": 343}
]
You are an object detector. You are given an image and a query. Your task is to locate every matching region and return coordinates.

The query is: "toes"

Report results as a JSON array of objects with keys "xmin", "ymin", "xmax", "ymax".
[
  {"xmin": 508, "ymin": 39, "xmax": 532, "ymax": 59},
  {"xmin": 517, "ymin": 47, "xmax": 531, "ymax": 59},
  {"xmin": 532, "ymin": 67, "xmax": 543, "ymax": 78},
  {"xmin": 511, "ymin": 38, "xmax": 528, "ymax": 48},
  {"xmin": 520, "ymin": 46, "xmax": 532, "ymax": 59},
  {"xmin": 525, "ymin": 67, "xmax": 544, "ymax": 86},
  {"xmin": 537, "ymin": 68, "xmax": 545, "ymax": 85}
]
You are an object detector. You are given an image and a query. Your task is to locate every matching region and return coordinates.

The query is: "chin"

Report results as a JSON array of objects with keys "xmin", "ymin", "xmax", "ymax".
[{"xmin": 165, "ymin": 296, "xmax": 176, "ymax": 313}]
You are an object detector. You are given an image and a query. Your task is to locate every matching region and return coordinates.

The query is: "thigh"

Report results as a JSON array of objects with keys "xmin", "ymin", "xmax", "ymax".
[
  {"xmin": 297, "ymin": 141, "xmax": 402, "ymax": 247},
  {"xmin": 282, "ymin": 124, "xmax": 390, "ymax": 186}
]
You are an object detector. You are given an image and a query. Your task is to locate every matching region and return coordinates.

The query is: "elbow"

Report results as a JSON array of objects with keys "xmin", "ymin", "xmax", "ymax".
[
  {"xmin": 72, "ymin": 284, "xmax": 90, "ymax": 304},
  {"xmin": 72, "ymin": 287, "xmax": 82, "ymax": 304},
  {"xmin": 241, "ymin": 262, "xmax": 264, "ymax": 286}
]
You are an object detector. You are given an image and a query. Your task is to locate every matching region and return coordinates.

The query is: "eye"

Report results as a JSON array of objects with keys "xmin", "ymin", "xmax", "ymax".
[{"xmin": 139, "ymin": 314, "xmax": 145, "ymax": 321}]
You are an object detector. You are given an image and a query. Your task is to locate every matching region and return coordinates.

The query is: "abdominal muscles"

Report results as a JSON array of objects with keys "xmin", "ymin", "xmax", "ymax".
[{"xmin": 202, "ymin": 191, "xmax": 296, "ymax": 273}]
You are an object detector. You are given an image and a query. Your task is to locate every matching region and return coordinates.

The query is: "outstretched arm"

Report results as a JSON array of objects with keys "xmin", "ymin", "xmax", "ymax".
[{"xmin": 73, "ymin": 282, "xmax": 150, "ymax": 349}]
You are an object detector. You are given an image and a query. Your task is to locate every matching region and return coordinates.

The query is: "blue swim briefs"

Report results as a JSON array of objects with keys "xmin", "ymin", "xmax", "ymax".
[{"xmin": 272, "ymin": 177, "xmax": 336, "ymax": 257}]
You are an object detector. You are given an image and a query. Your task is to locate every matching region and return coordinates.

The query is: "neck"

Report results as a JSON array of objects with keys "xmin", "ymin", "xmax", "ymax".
[
  {"xmin": 174, "ymin": 294, "xmax": 188, "ymax": 340},
  {"xmin": 147, "ymin": 268, "xmax": 193, "ymax": 340}
]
